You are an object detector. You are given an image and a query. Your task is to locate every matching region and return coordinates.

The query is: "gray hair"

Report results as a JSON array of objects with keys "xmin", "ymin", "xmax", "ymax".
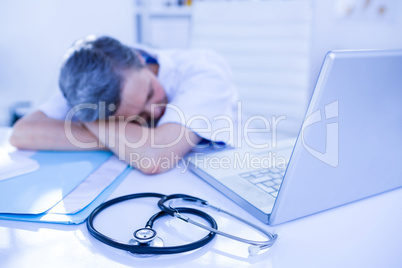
[{"xmin": 59, "ymin": 36, "xmax": 145, "ymax": 121}]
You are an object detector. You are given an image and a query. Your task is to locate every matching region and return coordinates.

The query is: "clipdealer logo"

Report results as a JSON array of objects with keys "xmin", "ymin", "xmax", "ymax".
[
  {"xmin": 301, "ymin": 100, "xmax": 339, "ymax": 167},
  {"xmin": 63, "ymin": 100, "xmax": 340, "ymax": 170}
]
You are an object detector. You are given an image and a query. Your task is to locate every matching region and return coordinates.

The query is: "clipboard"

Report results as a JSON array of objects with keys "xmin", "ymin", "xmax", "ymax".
[{"xmin": 0, "ymin": 151, "xmax": 130, "ymax": 224}]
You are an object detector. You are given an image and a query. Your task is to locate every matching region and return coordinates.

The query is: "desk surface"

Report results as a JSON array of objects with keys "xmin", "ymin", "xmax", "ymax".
[{"xmin": 1, "ymin": 127, "xmax": 402, "ymax": 268}]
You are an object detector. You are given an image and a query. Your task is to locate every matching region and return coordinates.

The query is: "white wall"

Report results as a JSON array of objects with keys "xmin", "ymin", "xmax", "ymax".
[
  {"xmin": 0, "ymin": 0, "xmax": 135, "ymax": 126},
  {"xmin": 138, "ymin": 0, "xmax": 402, "ymax": 126},
  {"xmin": 2, "ymin": 0, "xmax": 402, "ymax": 126},
  {"xmin": 190, "ymin": 1, "xmax": 314, "ymax": 137},
  {"xmin": 308, "ymin": 0, "xmax": 402, "ymax": 93}
]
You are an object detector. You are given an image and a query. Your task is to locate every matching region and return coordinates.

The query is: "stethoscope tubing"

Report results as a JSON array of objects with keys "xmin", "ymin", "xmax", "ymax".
[
  {"xmin": 87, "ymin": 193, "xmax": 218, "ymax": 255},
  {"xmin": 87, "ymin": 192, "xmax": 277, "ymax": 256},
  {"xmin": 158, "ymin": 194, "xmax": 277, "ymax": 250}
]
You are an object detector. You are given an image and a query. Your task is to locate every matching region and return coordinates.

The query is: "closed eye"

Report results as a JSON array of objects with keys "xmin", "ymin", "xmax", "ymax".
[{"xmin": 146, "ymin": 86, "xmax": 154, "ymax": 102}]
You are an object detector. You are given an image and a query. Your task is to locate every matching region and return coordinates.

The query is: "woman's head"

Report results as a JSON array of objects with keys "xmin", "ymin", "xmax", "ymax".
[{"xmin": 59, "ymin": 35, "xmax": 145, "ymax": 121}]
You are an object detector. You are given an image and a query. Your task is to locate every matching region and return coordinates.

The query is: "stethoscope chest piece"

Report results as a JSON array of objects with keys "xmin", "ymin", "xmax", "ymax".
[
  {"xmin": 128, "ymin": 228, "xmax": 164, "ymax": 257},
  {"xmin": 133, "ymin": 228, "xmax": 157, "ymax": 244}
]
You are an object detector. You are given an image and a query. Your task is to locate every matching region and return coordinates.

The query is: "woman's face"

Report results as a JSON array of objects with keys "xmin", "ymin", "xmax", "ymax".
[{"xmin": 114, "ymin": 68, "xmax": 168, "ymax": 124}]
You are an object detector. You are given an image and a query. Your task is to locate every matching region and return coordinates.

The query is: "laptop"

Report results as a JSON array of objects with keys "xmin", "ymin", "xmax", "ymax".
[{"xmin": 189, "ymin": 49, "xmax": 402, "ymax": 225}]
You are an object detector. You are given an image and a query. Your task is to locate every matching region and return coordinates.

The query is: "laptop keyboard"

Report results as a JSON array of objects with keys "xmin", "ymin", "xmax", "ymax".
[{"xmin": 239, "ymin": 168, "xmax": 285, "ymax": 199}]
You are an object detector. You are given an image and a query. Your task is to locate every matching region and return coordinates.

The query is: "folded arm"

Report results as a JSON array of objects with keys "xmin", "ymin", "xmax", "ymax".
[
  {"xmin": 10, "ymin": 111, "xmax": 201, "ymax": 174},
  {"xmin": 10, "ymin": 111, "xmax": 105, "ymax": 151},
  {"xmin": 84, "ymin": 120, "xmax": 201, "ymax": 174}
]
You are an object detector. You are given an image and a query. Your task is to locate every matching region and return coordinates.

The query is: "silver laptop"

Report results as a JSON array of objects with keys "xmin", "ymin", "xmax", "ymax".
[{"xmin": 189, "ymin": 49, "xmax": 402, "ymax": 225}]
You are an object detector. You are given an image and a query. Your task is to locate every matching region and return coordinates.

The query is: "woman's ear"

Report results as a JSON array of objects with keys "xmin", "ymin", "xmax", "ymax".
[{"xmin": 136, "ymin": 51, "xmax": 146, "ymax": 65}]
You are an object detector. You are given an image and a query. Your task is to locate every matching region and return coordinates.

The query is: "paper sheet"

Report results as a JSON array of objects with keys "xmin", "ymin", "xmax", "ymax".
[
  {"xmin": 0, "ymin": 150, "xmax": 39, "ymax": 181},
  {"xmin": 0, "ymin": 166, "xmax": 131, "ymax": 225},
  {"xmin": 48, "ymin": 155, "xmax": 128, "ymax": 214},
  {"xmin": 0, "ymin": 151, "xmax": 112, "ymax": 214}
]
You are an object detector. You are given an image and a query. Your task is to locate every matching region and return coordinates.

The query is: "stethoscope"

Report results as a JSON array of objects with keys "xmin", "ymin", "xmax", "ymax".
[{"xmin": 87, "ymin": 193, "xmax": 277, "ymax": 256}]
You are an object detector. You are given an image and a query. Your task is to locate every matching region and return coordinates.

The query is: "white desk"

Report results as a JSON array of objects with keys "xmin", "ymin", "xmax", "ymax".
[{"xmin": 1, "ymin": 127, "xmax": 401, "ymax": 268}]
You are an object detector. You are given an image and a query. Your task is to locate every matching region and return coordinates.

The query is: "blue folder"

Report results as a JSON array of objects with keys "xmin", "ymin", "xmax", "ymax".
[{"xmin": 0, "ymin": 151, "xmax": 130, "ymax": 224}]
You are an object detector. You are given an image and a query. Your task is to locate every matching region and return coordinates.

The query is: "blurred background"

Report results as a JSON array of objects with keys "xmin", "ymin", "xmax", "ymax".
[{"xmin": 1, "ymin": 0, "xmax": 401, "ymax": 137}]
